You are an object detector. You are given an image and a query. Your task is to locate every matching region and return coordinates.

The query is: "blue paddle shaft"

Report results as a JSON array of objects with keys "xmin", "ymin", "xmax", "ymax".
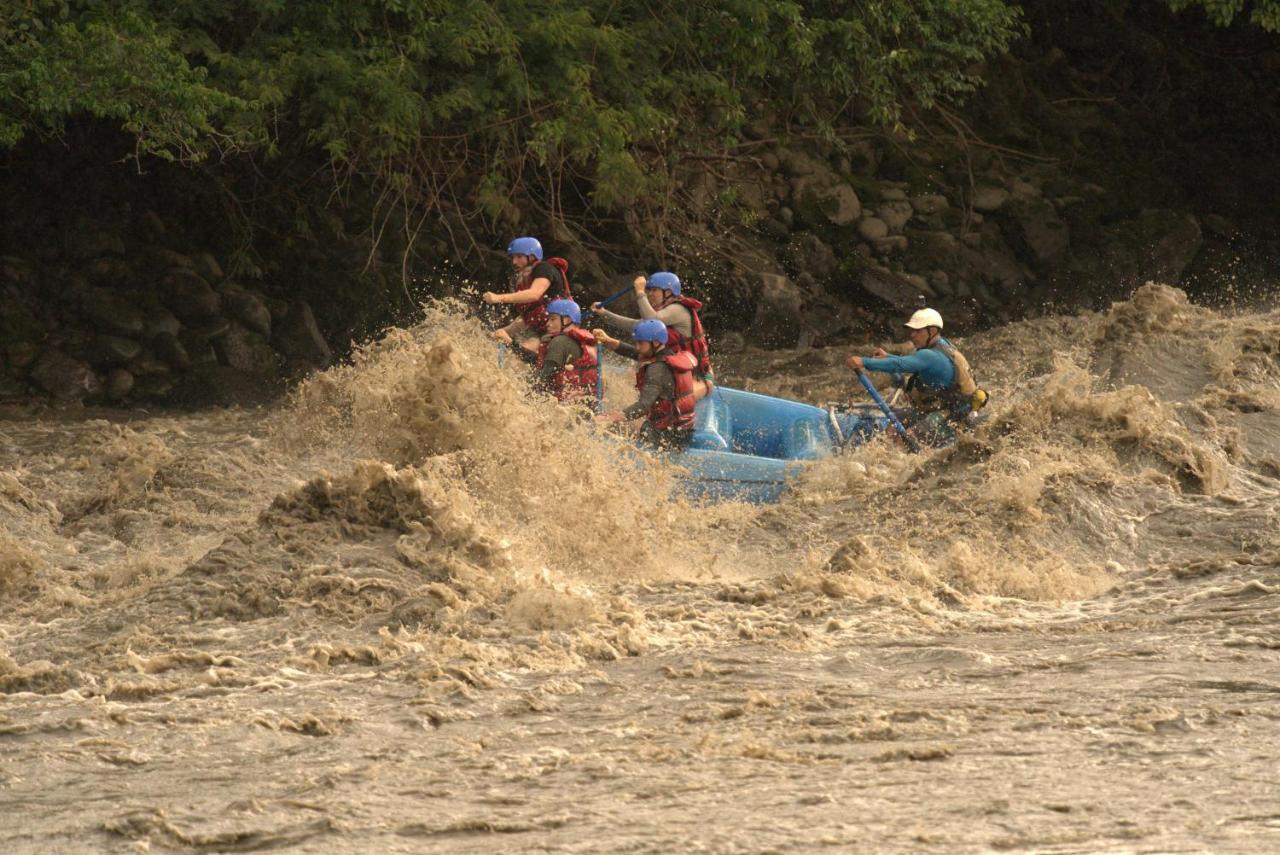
[
  {"xmin": 583, "ymin": 283, "xmax": 635, "ymax": 324},
  {"xmin": 595, "ymin": 344, "xmax": 604, "ymax": 414},
  {"xmin": 583, "ymin": 284, "xmax": 632, "ymax": 414},
  {"xmin": 599, "ymin": 284, "xmax": 634, "ymax": 309},
  {"xmin": 581, "ymin": 284, "xmax": 632, "ymax": 332},
  {"xmin": 857, "ymin": 371, "xmax": 920, "ymax": 453}
]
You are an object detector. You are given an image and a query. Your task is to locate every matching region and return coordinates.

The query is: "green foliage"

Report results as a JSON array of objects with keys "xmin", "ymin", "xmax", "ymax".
[
  {"xmin": 0, "ymin": 2, "xmax": 249, "ymax": 157},
  {"xmin": 0, "ymin": 0, "xmax": 1024, "ymax": 261},
  {"xmin": 1165, "ymin": 0, "xmax": 1280, "ymax": 31}
]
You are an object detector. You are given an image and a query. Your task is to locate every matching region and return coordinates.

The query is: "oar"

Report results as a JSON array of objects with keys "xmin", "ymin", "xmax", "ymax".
[
  {"xmin": 594, "ymin": 342, "xmax": 604, "ymax": 414},
  {"xmin": 857, "ymin": 370, "xmax": 920, "ymax": 453},
  {"xmin": 585, "ymin": 286, "xmax": 631, "ymax": 415},
  {"xmin": 583, "ymin": 284, "xmax": 634, "ymax": 324}
]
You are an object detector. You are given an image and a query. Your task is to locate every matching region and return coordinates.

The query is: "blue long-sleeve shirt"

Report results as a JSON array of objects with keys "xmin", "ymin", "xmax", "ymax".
[{"xmin": 862, "ymin": 347, "xmax": 955, "ymax": 391}]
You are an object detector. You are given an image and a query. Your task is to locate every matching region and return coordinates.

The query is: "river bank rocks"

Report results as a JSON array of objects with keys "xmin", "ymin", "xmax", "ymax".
[
  {"xmin": 0, "ymin": 219, "xmax": 333, "ymax": 406},
  {"xmin": 662, "ymin": 131, "xmax": 1215, "ymax": 345}
]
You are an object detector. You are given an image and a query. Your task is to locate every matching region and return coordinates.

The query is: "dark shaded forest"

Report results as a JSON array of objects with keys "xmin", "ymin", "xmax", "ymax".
[{"xmin": 2, "ymin": 0, "xmax": 1278, "ymax": 402}]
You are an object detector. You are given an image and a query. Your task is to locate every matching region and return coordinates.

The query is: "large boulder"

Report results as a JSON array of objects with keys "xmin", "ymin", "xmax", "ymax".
[
  {"xmin": 781, "ymin": 147, "xmax": 862, "ymax": 230},
  {"xmin": 909, "ymin": 193, "xmax": 949, "ymax": 215},
  {"xmin": 961, "ymin": 243, "xmax": 1023, "ymax": 290},
  {"xmin": 187, "ymin": 316, "xmax": 230, "ymax": 341},
  {"xmin": 971, "ymin": 186, "xmax": 1010, "ymax": 213},
  {"xmin": 104, "ymin": 369, "xmax": 135, "ymax": 401},
  {"xmin": 212, "ymin": 322, "xmax": 279, "ymax": 377},
  {"xmin": 127, "ymin": 353, "xmax": 172, "ymax": 377},
  {"xmin": 793, "ymin": 177, "xmax": 862, "ymax": 228},
  {"xmin": 750, "ymin": 273, "xmax": 805, "ymax": 348},
  {"xmin": 1083, "ymin": 209, "xmax": 1204, "ymax": 289},
  {"xmin": 271, "ymin": 301, "xmax": 332, "ymax": 371},
  {"xmin": 876, "ymin": 200, "xmax": 914, "ymax": 233},
  {"xmin": 179, "ymin": 329, "xmax": 221, "ymax": 368},
  {"xmin": 777, "ymin": 148, "xmax": 824, "ymax": 179},
  {"xmin": 29, "ymin": 349, "xmax": 102, "ymax": 401},
  {"xmin": 1137, "ymin": 209, "xmax": 1202, "ymax": 283},
  {"xmin": 161, "ymin": 269, "xmax": 221, "ymax": 320},
  {"xmin": 152, "ymin": 332, "xmax": 192, "ymax": 372},
  {"xmin": 135, "ymin": 373, "xmax": 177, "ymax": 401},
  {"xmin": 1003, "ymin": 197, "xmax": 1069, "ymax": 269},
  {"xmin": 224, "ymin": 289, "xmax": 272, "ymax": 337},
  {"xmin": 785, "ymin": 233, "xmax": 838, "ymax": 280},
  {"xmin": 87, "ymin": 335, "xmax": 143, "ymax": 368},
  {"xmin": 871, "ymin": 235, "xmax": 909, "ymax": 256},
  {"xmin": 859, "ymin": 266, "xmax": 927, "ymax": 310},
  {"xmin": 171, "ymin": 365, "xmax": 282, "ymax": 408},
  {"xmin": 857, "ymin": 217, "xmax": 889, "ymax": 241},
  {"xmin": 143, "ymin": 308, "xmax": 181, "ymax": 340},
  {"xmin": 192, "ymin": 252, "xmax": 224, "ymax": 284},
  {"xmin": 80, "ymin": 288, "xmax": 144, "ymax": 337}
]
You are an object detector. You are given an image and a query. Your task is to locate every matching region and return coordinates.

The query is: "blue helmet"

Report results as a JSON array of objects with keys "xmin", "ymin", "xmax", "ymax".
[
  {"xmin": 632, "ymin": 319, "xmax": 668, "ymax": 344},
  {"xmin": 646, "ymin": 271, "xmax": 681, "ymax": 295},
  {"xmin": 546, "ymin": 298, "xmax": 581, "ymax": 325},
  {"xmin": 506, "ymin": 236, "xmax": 543, "ymax": 260}
]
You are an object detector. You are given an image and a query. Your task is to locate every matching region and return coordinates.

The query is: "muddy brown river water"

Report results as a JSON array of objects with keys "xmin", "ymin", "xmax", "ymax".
[{"xmin": 2, "ymin": 283, "xmax": 1278, "ymax": 852}]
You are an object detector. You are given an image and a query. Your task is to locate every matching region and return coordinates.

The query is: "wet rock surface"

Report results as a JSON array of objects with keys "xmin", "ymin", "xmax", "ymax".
[{"xmin": 0, "ymin": 224, "xmax": 330, "ymax": 406}]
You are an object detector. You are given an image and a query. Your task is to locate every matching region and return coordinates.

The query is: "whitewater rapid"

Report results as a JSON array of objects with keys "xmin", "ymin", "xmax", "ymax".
[{"xmin": 2, "ymin": 283, "xmax": 1278, "ymax": 851}]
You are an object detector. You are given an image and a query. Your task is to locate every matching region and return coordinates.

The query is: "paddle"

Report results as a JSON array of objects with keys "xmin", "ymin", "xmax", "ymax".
[
  {"xmin": 584, "ymin": 284, "xmax": 634, "ymax": 415},
  {"xmin": 856, "ymin": 370, "xmax": 921, "ymax": 454},
  {"xmin": 594, "ymin": 343, "xmax": 604, "ymax": 414},
  {"xmin": 583, "ymin": 283, "xmax": 634, "ymax": 323}
]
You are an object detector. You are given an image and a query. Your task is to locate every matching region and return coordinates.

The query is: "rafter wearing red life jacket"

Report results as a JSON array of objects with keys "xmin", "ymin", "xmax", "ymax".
[
  {"xmin": 537, "ymin": 327, "xmax": 598, "ymax": 404},
  {"xmin": 515, "ymin": 257, "xmax": 573, "ymax": 334},
  {"xmin": 660, "ymin": 295, "xmax": 714, "ymax": 383},
  {"xmin": 636, "ymin": 350, "xmax": 698, "ymax": 431}
]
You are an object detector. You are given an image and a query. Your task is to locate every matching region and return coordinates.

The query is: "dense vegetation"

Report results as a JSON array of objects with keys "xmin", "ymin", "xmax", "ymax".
[
  {"xmin": 2, "ymin": 2, "xmax": 1022, "ymax": 270},
  {"xmin": 2, "ymin": 0, "xmax": 1278, "ymax": 336}
]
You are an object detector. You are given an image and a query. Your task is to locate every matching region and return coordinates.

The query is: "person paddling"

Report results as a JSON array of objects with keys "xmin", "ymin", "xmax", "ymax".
[
  {"xmin": 484, "ymin": 237, "xmax": 571, "ymax": 352},
  {"xmin": 846, "ymin": 307, "xmax": 987, "ymax": 448},
  {"xmin": 592, "ymin": 271, "xmax": 714, "ymax": 398},
  {"xmin": 523, "ymin": 299, "xmax": 599, "ymax": 409},
  {"xmin": 593, "ymin": 319, "xmax": 697, "ymax": 451}
]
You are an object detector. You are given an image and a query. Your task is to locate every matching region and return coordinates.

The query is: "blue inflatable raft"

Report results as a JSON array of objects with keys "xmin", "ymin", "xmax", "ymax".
[{"xmin": 678, "ymin": 387, "xmax": 890, "ymax": 503}]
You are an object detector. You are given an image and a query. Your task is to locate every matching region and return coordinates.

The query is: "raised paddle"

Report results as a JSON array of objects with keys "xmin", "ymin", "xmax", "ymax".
[
  {"xmin": 857, "ymin": 370, "xmax": 921, "ymax": 454},
  {"xmin": 584, "ymin": 283, "xmax": 635, "ymax": 321}
]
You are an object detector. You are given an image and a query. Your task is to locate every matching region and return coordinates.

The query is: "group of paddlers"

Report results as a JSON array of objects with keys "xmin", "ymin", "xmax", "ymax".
[{"xmin": 482, "ymin": 236, "xmax": 985, "ymax": 451}]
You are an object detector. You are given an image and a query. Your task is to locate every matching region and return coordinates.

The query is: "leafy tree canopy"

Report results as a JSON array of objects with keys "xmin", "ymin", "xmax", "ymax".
[
  {"xmin": 1, "ymin": 0, "xmax": 1024, "ymax": 220},
  {"xmin": 1166, "ymin": 0, "xmax": 1280, "ymax": 31}
]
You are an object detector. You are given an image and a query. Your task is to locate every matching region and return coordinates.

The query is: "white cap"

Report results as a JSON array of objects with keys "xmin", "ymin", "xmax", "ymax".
[{"xmin": 904, "ymin": 308, "xmax": 944, "ymax": 330}]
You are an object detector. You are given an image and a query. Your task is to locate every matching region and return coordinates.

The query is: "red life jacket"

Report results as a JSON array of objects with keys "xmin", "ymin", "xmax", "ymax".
[
  {"xmin": 516, "ymin": 257, "xmax": 572, "ymax": 333},
  {"xmin": 537, "ymin": 327, "xmax": 598, "ymax": 403},
  {"xmin": 662, "ymin": 296, "xmax": 714, "ymax": 381},
  {"xmin": 635, "ymin": 350, "xmax": 697, "ymax": 431}
]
